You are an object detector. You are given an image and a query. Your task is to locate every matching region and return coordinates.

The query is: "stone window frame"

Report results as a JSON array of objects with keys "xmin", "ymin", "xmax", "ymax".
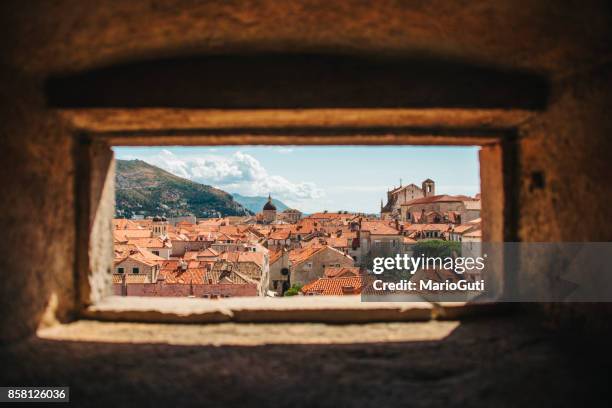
[
  {"xmin": 66, "ymin": 112, "xmax": 519, "ymax": 324},
  {"xmin": 41, "ymin": 51, "xmax": 546, "ymax": 324}
]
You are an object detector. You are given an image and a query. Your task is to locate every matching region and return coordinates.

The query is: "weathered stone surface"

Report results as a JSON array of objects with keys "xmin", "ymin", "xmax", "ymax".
[
  {"xmin": 518, "ymin": 67, "xmax": 612, "ymax": 329},
  {"xmin": 0, "ymin": 67, "xmax": 77, "ymax": 342},
  {"xmin": 1, "ymin": 1, "xmax": 610, "ymax": 77},
  {"xmin": 1, "ymin": 0, "xmax": 612, "ymax": 341},
  {"xmin": 38, "ymin": 320, "xmax": 460, "ymax": 346},
  {"xmin": 1, "ymin": 318, "xmax": 610, "ymax": 407},
  {"xmin": 83, "ymin": 296, "xmax": 434, "ymax": 323}
]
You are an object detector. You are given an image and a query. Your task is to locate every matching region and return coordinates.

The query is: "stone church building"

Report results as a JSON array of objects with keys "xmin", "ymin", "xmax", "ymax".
[{"xmin": 380, "ymin": 179, "xmax": 435, "ymax": 220}]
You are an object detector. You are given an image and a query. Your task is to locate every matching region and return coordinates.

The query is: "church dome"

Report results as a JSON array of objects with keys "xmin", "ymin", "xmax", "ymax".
[{"xmin": 263, "ymin": 195, "xmax": 277, "ymax": 211}]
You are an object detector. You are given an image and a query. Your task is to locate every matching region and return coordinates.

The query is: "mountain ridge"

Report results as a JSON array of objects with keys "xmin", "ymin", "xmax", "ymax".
[{"xmin": 115, "ymin": 159, "xmax": 251, "ymax": 218}]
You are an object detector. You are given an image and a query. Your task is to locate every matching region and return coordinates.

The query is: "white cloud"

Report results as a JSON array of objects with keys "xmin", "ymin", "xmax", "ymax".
[{"xmin": 144, "ymin": 150, "xmax": 324, "ymax": 206}]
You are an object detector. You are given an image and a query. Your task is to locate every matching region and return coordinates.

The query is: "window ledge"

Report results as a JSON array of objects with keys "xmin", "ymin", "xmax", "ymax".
[
  {"xmin": 38, "ymin": 320, "xmax": 461, "ymax": 346},
  {"xmin": 82, "ymin": 296, "xmax": 436, "ymax": 324}
]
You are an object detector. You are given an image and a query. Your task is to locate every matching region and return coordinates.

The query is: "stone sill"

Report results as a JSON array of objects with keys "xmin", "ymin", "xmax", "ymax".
[
  {"xmin": 82, "ymin": 296, "xmax": 501, "ymax": 324},
  {"xmin": 38, "ymin": 320, "xmax": 461, "ymax": 346}
]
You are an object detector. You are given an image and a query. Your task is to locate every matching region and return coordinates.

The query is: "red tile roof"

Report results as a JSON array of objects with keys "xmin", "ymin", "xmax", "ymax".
[
  {"xmin": 268, "ymin": 229, "xmax": 291, "ymax": 240},
  {"xmin": 451, "ymin": 224, "xmax": 476, "ymax": 234},
  {"xmin": 219, "ymin": 251, "xmax": 266, "ymax": 269},
  {"xmin": 269, "ymin": 249, "xmax": 284, "ymax": 264},
  {"xmin": 360, "ymin": 221, "xmax": 399, "ymax": 235},
  {"xmin": 113, "ymin": 219, "xmax": 141, "ymax": 230},
  {"xmin": 324, "ymin": 266, "xmax": 360, "ymax": 278},
  {"xmin": 126, "ymin": 236, "xmax": 170, "ymax": 248},
  {"xmin": 288, "ymin": 245, "xmax": 327, "ymax": 266},
  {"xmin": 464, "ymin": 229, "xmax": 482, "ymax": 238},
  {"xmin": 301, "ymin": 275, "xmax": 373, "ymax": 296},
  {"xmin": 114, "ymin": 246, "xmax": 165, "ymax": 266},
  {"xmin": 306, "ymin": 212, "xmax": 357, "ymax": 220},
  {"xmin": 113, "ymin": 229, "xmax": 151, "ymax": 242}
]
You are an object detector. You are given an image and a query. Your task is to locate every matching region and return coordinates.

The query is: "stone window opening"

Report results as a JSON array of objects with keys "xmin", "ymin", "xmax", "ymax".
[
  {"xmin": 55, "ymin": 53, "xmax": 526, "ymax": 324},
  {"xmin": 71, "ymin": 132, "xmax": 510, "ymax": 324}
]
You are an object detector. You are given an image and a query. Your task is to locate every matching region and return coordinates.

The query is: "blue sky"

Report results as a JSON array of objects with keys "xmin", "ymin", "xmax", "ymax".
[{"xmin": 113, "ymin": 146, "xmax": 480, "ymax": 213}]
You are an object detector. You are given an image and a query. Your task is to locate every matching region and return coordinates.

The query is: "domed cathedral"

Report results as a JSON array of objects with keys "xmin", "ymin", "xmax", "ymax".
[
  {"xmin": 380, "ymin": 179, "xmax": 435, "ymax": 220},
  {"xmin": 262, "ymin": 194, "xmax": 277, "ymax": 224}
]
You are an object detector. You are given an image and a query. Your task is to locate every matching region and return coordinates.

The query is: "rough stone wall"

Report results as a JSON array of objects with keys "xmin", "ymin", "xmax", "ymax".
[
  {"xmin": 517, "ymin": 66, "xmax": 612, "ymax": 331},
  {"xmin": 0, "ymin": 68, "xmax": 76, "ymax": 342},
  {"xmin": 518, "ymin": 68, "xmax": 612, "ymax": 242},
  {"xmin": 0, "ymin": 0, "xmax": 611, "ymax": 341},
  {"xmin": 87, "ymin": 142, "xmax": 115, "ymax": 305}
]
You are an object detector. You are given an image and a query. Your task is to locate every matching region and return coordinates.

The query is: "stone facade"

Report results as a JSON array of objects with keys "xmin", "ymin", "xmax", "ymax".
[
  {"xmin": 290, "ymin": 246, "xmax": 354, "ymax": 287},
  {"xmin": 114, "ymin": 257, "xmax": 159, "ymax": 283},
  {"xmin": 269, "ymin": 249, "xmax": 290, "ymax": 294},
  {"xmin": 400, "ymin": 197, "xmax": 480, "ymax": 224},
  {"xmin": 381, "ymin": 180, "xmax": 434, "ymax": 219}
]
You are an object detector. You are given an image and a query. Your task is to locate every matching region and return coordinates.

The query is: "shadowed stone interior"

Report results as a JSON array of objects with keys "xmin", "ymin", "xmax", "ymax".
[{"xmin": 1, "ymin": 1, "xmax": 612, "ymax": 405}]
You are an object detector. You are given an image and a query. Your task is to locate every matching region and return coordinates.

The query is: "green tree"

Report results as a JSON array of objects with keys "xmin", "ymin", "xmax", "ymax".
[
  {"xmin": 413, "ymin": 239, "xmax": 461, "ymax": 258},
  {"xmin": 284, "ymin": 283, "xmax": 303, "ymax": 296}
]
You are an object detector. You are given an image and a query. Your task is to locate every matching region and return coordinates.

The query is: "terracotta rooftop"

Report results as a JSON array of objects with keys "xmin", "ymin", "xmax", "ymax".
[
  {"xmin": 301, "ymin": 275, "xmax": 373, "ymax": 296},
  {"xmin": 113, "ymin": 229, "xmax": 152, "ymax": 242},
  {"xmin": 113, "ymin": 219, "xmax": 142, "ymax": 230},
  {"xmin": 464, "ymin": 229, "xmax": 482, "ymax": 238},
  {"xmin": 125, "ymin": 236, "xmax": 170, "ymax": 248},
  {"xmin": 288, "ymin": 245, "xmax": 326, "ymax": 266},
  {"xmin": 219, "ymin": 251, "xmax": 266, "ymax": 270},
  {"xmin": 269, "ymin": 249, "xmax": 284, "ymax": 265},
  {"xmin": 114, "ymin": 246, "xmax": 165, "ymax": 267},
  {"xmin": 360, "ymin": 221, "xmax": 399, "ymax": 235},
  {"xmin": 324, "ymin": 266, "xmax": 361, "ymax": 278},
  {"xmin": 268, "ymin": 229, "xmax": 291, "ymax": 240},
  {"xmin": 452, "ymin": 224, "xmax": 477, "ymax": 234}
]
